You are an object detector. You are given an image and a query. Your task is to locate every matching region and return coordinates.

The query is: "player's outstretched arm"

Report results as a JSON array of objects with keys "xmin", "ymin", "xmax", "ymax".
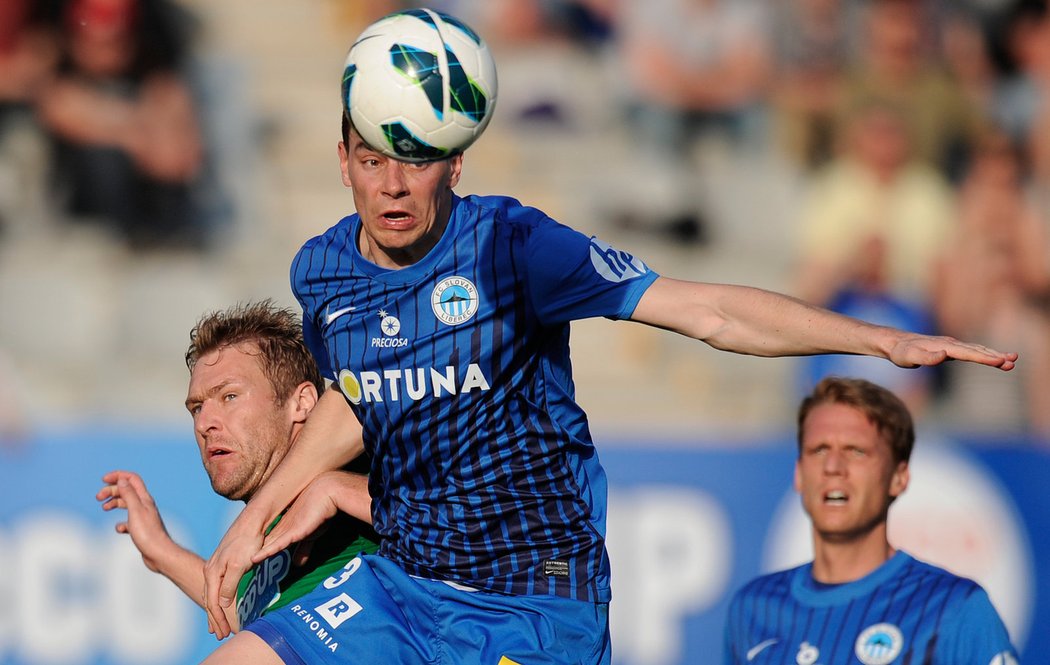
[
  {"xmin": 96, "ymin": 471, "xmax": 239, "ymax": 631},
  {"xmin": 251, "ymin": 471, "xmax": 372, "ymax": 566},
  {"xmin": 203, "ymin": 386, "xmax": 365, "ymax": 640},
  {"xmin": 630, "ymin": 277, "xmax": 1017, "ymax": 370}
]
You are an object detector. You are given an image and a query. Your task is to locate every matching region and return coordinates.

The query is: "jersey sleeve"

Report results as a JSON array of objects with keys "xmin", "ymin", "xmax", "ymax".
[
  {"xmin": 301, "ymin": 311, "xmax": 333, "ymax": 381},
  {"xmin": 936, "ymin": 585, "xmax": 1018, "ymax": 664},
  {"xmin": 290, "ymin": 239, "xmax": 335, "ymax": 381},
  {"xmin": 522, "ymin": 216, "xmax": 659, "ymax": 325}
]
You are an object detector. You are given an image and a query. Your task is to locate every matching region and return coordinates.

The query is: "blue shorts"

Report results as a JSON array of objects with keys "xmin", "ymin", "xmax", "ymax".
[{"xmin": 245, "ymin": 553, "xmax": 611, "ymax": 665}]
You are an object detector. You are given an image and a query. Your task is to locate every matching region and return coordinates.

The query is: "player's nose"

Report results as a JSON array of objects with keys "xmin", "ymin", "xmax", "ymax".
[
  {"xmin": 381, "ymin": 162, "xmax": 409, "ymax": 195},
  {"xmin": 823, "ymin": 449, "xmax": 846, "ymax": 475},
  {"xmin": 194, "ymin": 400, "xmax": 222, "ymax": 435}
]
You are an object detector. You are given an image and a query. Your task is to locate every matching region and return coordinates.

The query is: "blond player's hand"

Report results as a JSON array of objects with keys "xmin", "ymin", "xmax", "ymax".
[
  {"xmin": 202, "ymin": 515, "xmax": 265, "ymax": 640},
  {"xmin": 96, "ymin": 470, "xmax": 173, "ymax": 573}
]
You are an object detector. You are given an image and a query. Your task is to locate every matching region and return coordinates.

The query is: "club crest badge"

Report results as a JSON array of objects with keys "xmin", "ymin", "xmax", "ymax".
[
  {"xmin": 432, "ymin": 276, "xmax": 479, "ymax": 326},
  {"xmin": 855, "ymin": 623, "xmax": 903, "ymax": 665}
]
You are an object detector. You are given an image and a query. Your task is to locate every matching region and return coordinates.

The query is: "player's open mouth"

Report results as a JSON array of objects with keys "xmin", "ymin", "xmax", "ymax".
[
  {"xmin": 207, "ymin": 446, "xmax": 233, "ymax": 459},
  {"xmin": 824, "ymin": 490, "xmax": 847, "ymax": 505}
]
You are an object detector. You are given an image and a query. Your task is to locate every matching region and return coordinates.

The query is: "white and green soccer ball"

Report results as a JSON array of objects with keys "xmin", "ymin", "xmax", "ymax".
[{"xmin": 341, "ymin": 8, "xmax": 498, "ymax": 162}]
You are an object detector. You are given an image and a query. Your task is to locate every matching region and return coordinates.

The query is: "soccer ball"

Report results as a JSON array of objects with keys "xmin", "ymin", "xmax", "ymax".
[{"xmin": 341, "ymin": 8, "xmax": 498, "ymax": 162}]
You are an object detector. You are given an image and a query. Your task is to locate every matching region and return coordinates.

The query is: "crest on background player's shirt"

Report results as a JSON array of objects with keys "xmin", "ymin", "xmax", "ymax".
[
  {"xmin": 855, "ymin": 623, "xmax": 903, "ymax": 665},
  {"xmin": 432, "ymin": 276, "xmax": 479, "ymax": 325}
]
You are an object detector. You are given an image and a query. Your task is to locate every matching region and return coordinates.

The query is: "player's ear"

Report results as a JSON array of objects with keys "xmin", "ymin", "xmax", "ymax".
[
  {"xmin": 793, "ymin": 459, "xmax": 802, "ymax": 494},
  {"xmin": 338, "ymin": 141, "xmax": 352, "ymax": 187},
  {"xmin": 289, "ymin": 381, "xmax": 320, "ymax": 424},
  {"xmin": 889, "ymin": 461, "xmax": 909, "ymax": 499},
  {"xmin": 447, "ymin": 153, "xmax": 463, "ymax": 188}
]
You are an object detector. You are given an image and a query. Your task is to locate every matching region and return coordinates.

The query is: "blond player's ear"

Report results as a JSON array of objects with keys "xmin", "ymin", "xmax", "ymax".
[{"xmin": 289, "ymin": 381, "xmax": 319, "ymax": 424}]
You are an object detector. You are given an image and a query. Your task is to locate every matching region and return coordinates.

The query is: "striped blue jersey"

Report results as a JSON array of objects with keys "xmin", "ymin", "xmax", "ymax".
[
  {"xmin": 724, "ymin": 551, "xmax": 1018, "ymax": 664},
  {"xmin": 291, "ymin": 194, "xmax": 658, "ymax": 602}
]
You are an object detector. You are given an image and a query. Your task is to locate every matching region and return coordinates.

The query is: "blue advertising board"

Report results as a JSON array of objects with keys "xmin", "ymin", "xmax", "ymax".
[{"xmin": 1, "ymin": 427, "xmax": 1045, "ymax": 664}]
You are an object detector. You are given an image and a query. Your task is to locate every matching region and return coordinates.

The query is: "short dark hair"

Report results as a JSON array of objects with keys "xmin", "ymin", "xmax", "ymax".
[
  {"xmin": 185, "ymin": 300, "xmax": 324, "ymax": 403},
  {"xmin": 796, "ymin": 376, "xmax": 914, "ymax": 464}
]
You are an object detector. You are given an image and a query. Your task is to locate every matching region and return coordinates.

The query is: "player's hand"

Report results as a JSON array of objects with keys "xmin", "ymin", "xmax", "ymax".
[
  {"xmin": 96, "ymin": 470, "xmax": 173, "ymax": 573},
  {"xmin": 252, "ymin": 474, "xmax": 340, "ymax": 566},
  {"xmin": 203, "ymin": 513, "xmax": 266, "ymax": 640},
  {"xmin": 888, "ymin": 334, "xmax": 1018, "ymax": 371}
]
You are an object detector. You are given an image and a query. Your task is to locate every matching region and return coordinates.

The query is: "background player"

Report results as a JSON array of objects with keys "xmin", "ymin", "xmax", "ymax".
[
  {"xmin": 723, "ymin": 376, "xmax": 1018, "ymax": 664},
  {"xmin": 97, "ymin": 300, "xmax": 377, "ymax": 632}
]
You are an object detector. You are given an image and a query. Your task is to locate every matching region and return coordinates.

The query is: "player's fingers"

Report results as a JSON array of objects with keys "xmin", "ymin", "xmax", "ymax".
[
  {"xmin": 100, "ymin": 497, "xmax": 127, "ymax": 511},
  {"xmin": 117, "ymin": 479, "xmax": 145, "ymax": 512},
  {"xmin": 291, "ymin": 538, "xmax": 315, "ymax": 567},
  {"xmin": 115, "ymin": 522, "xmax": 128, "ymax": 534},
  {"xmin": 252, "ymin": 527, "xmax": 291, "ymax": 563},
  {"xmin": 204, "ymin": 564, "xmax": 231, "ymax": 639},
  {"xmin": 122, "ymin": 473, "xmax": 156, "ymax": 506},
  {"xmin": 218, "ymin": 564, "xmax": 241, "ymax": 610}
]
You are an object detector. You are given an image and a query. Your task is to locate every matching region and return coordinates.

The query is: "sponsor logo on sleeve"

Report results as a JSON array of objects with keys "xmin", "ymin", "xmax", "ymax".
[{"xmin": 589, "ymin": 237, "xmax": 648, "ymax": 283}]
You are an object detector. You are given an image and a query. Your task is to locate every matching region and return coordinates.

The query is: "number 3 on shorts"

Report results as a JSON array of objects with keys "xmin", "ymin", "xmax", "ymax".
[{"xmin": 323, "ymin": 556, "xmax": 363, "ymax": 589}]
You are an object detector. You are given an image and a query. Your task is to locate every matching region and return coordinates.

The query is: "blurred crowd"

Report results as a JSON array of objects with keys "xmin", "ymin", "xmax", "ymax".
[
  {"xmin": 444, "ymin": 0, "xmax": 1050, "ymax": 439},
  {"xmin": 2, "ymin": 0, "xmax": 1049, "ymax": 441},
  {"xmin": 0, "ymin": 0, "xmax": 212, "ymax": 252}
]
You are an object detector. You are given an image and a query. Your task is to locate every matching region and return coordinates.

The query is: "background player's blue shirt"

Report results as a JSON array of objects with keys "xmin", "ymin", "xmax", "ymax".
[
  {"xmin": 291, "ymin": 194, "xmax": 658, "ymax": 602},
  {"xmin": 724, "ymin": 550, "xmax": 1018, "ymax": 664}
]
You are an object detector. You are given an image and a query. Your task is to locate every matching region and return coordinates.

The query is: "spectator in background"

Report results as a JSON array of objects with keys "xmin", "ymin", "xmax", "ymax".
[
  {"xmin": 993, "ymin": 0, "xmax": 1050, "ymax": 210},
  {"xmin": 769, "ymin": 0, "xmax": 852, "ymax": 172},
  {"xmin": 939, "ymin": 7, "xmax": 1001, "ymax": 125},
  {"xmin": 36, "ymin": 0, "xmax": 208, "ymax": 251},
  {"xmin": 0, "ymin": 0, "xmax": 60, "ymax": 112},
  {"xmin": 608, "ymin": 0, "xmax": 774, "ymax": 243},
  {"xmin": 0, "ymin": 0, "xmax": 61, "ymax": 238},
  {"xmin": 793, "ymin": 100, "xmax": 955, "ymax": 412},
  {"xmin": 838, "ymin": 0, "xmax": 985, "ymax": 182},
  {"xmin": 933, "ymin": 128, "xmax": 1050, "ymax": 438}
]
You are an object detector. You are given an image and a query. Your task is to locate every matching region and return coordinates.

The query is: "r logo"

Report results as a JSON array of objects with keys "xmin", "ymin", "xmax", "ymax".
[{"xmin": 316, "ymin": 593, "xmax": 362, "ymax": 629}]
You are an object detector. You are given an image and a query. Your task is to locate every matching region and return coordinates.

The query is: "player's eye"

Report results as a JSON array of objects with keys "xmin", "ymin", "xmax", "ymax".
[
  {"xmin": 188, "ymin": 404, "xmax": 201, "ymax": 416},
  {"xmin": 223, "ymin": 392, "xmax": 237, "ymax": 403}
]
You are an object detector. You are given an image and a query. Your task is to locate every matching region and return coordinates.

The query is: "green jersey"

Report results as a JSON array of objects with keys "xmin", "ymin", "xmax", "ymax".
[{"xmin": 235, "ymin": 512, "xmax": 378, "ymax": 628}]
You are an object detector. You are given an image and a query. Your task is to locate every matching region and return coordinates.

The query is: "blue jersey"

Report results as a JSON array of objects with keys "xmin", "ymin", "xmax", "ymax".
[
  {"xmin": 291, "ymin": 194, "xmax": 657, "ymax": 602},
  {"xmin": 724, "ymin": 551, "xmax": 1018, "ymax": 665}
]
